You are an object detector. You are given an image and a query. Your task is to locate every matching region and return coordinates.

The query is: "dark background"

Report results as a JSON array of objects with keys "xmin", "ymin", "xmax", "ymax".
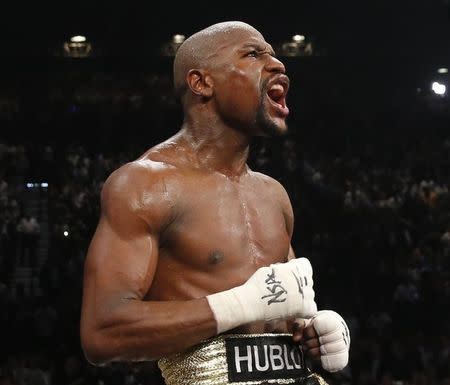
[
  {"xmin": 1, "ymin": 0, "xmax": 450, "ymax": 59},
  {"xmin": 1, "ymin": 1, "xmax": 450, "ymax": 385}
]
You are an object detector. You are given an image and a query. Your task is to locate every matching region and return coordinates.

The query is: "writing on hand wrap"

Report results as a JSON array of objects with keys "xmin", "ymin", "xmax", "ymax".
[
  {"xmin": 261, "ymin": 268, "xmax": 287, "ymax": 305},
  {"xmin": 341, "ymin": 321, "xmax": 350, "ymax": 346},
  {"xmin": 291, "ymin": 265, "xmax": 306, "ymax": 299}
]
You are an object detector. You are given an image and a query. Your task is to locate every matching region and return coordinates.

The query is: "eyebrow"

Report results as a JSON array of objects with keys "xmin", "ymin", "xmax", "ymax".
[{"xmin": 240, "ymin": 43, "xmax": 276, "ymax": 56}]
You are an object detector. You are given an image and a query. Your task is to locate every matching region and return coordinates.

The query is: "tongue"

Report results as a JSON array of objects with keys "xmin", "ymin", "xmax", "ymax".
[{"xmin": 268, "ymin": 88, "xmax": 283, "ymax": 101}]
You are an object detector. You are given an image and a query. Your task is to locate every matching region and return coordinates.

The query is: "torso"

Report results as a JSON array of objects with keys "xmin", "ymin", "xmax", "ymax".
[{"xmin": 139, "ymin": 143, "xmax": 292, "ymax": 334}]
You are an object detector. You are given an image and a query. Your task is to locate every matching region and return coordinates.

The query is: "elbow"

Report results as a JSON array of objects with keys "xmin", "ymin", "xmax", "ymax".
[
  {"xmin": 82, "ymin": 345, "xmax": 108, "ymax": 367},
  {"xmin": 81, "ymin": 328, "xmax": 115, "ymax": 366}
]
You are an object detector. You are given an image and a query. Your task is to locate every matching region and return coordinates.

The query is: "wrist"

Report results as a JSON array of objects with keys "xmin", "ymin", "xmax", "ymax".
[{"xmin": 206, "ymin": 284, "xmax": 262, "ymax": 334}]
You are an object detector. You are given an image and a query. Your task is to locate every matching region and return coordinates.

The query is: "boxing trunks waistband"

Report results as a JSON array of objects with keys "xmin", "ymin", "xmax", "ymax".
[{"xmin": 158, "ymin": 333, "xmax": 328, "ymax": 385}]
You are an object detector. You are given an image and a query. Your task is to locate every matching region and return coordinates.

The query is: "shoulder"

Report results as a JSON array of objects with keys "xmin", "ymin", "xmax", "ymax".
[
  {"xmin": 101, "ymin": 158, "xmax": 181, "ymax": 231},
  {"xmin": 102, "ymin": 159, "xmax": 175, "ymax": 202}
]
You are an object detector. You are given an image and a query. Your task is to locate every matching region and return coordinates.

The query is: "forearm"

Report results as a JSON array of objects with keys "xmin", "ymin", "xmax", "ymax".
[{"xmin": 81, "ymin": 297, "xmax": 217, "ymax": 364}]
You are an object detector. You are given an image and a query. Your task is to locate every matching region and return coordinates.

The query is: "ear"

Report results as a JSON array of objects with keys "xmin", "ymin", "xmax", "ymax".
[{"xmin": 186, "ymin": 69, "xmax": 214, "ymax": 98}]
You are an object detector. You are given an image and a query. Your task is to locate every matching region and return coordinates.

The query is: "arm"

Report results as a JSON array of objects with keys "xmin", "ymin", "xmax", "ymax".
[
  {"xmin": 80, "ymin": 164, "xmax": 217, "ymax": 365},
  {"xmin": 81, "ymin": 167, "xmax": 318, "ymax": 364},
  {"xmin": 276, "ymin": 182, "xmax": 350, "ymax": 372}
]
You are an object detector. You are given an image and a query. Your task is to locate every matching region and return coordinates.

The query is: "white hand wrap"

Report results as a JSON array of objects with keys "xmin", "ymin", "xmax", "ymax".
[
  {"xmin": 311, "ymin": 310, "xmax": 350, "ymax": 372},
  {"xmin": 206, "ymin": 258, "xmax": 318, "ymax": 334}
]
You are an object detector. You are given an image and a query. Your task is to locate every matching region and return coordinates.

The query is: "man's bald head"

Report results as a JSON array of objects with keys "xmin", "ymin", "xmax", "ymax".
[{"xmin": 173, "ymin": 21, "xmax": 262, "ymax": 99}]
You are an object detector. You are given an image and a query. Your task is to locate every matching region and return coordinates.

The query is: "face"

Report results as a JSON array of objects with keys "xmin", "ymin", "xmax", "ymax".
[{"xmin": 208, "ymin": 27, "xmax": 290, "ymax": 136}]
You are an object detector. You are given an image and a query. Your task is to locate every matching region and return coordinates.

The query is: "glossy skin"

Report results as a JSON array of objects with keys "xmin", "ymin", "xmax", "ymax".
[{"xmin": 80, "ymin": 22, "xmax": 320, "ymax": 366}]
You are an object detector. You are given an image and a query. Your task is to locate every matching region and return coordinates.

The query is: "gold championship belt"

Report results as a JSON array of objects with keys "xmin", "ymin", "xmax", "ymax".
[{"xmin": 158, "ymin": 334, "xmax": 328, "ymax": 385}]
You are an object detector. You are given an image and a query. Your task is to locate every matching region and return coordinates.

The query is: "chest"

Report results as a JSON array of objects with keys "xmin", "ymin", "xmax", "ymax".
[{"xmin": 161, "ymin": 175, "xmax": 290, "ymax": 268}]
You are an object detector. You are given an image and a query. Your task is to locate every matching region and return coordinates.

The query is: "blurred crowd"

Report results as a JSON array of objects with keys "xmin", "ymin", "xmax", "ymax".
[{"xmin": 0, "ymin": 65, "xmax": 449, "ymax": 385}]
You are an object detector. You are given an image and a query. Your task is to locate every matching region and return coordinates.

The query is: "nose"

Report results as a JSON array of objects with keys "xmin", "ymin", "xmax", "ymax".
[{"xmin": 265, "ymin": 55, "xmax": 286, "ymax": 74}]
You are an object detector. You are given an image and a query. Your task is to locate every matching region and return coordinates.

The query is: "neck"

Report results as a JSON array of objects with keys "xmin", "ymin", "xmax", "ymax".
[{"xmin": 176, "ymin": 120, "xmax": 250, "ymax": 177}]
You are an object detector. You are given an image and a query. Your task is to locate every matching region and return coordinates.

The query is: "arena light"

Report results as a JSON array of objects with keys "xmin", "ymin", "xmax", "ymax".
[
  {"xmin": 63, "ymin": 230, "xmax": 69, "ymax": 237},
  {"xmin": 70, "ymin": 35, "xmax": 86, "ymax": 43},
  {"xmin": 172, "ymin": 34, "xmax": 186, "ymax": 44},
  {"xmin": 64, "ymin": 35, "xmax": 92, "ymax": 58},
  {"xmin": 292, "ymin": 35, "xmax": 305, "ymax": 42},
  {"xmin": 41, "ymin": 182, "xmax": 48, "ymax": 188},
  {"xmin": 437, "ymin": 68, "xmax": 448, "ymax": 74},
  {"xmin": 431, "ymin": 81, "xmax": 446, "ymax": 95},
  {"xmin": 162, "ymin": 34, "xmax": 186, "ymax": 56},
  {"xmin": 26, "ymin": 182, "xmax": 34, "ymax": 188}
]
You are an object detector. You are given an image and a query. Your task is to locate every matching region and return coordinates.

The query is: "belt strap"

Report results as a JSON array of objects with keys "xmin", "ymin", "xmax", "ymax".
[{"xmin": 158, "ymin": 333, "xmax": 328, "ymax": 385}]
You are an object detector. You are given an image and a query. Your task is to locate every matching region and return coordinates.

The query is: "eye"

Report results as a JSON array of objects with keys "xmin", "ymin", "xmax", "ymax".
[{"xmin": 246, "ymin": 50, "xmax": 259, "ymax": 58}]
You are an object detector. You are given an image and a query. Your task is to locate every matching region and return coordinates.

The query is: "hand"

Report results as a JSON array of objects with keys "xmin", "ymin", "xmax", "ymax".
[
  {"xmin": 292, "ymin": 319, "xmax": 321, "ymax": 359},
  {"xmin": 206, "ymin": 257, "xmax": 318, "ymax": 333},
  {"xmin": 245, "ymin": 257, "xmax": 318, "ymax": 321},
  {"xmin": 292, "ymin": 310, "xmax": 350, "ymax": 372}
]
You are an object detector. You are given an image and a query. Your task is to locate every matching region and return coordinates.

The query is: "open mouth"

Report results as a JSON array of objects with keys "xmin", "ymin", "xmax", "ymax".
[
  {"xmin": 268, "ymin": 84, "xmax": 287, "ymax": 108},
  {"xmin": 266, "ymin": 77, "xmax": 289, "ymax": 117}
]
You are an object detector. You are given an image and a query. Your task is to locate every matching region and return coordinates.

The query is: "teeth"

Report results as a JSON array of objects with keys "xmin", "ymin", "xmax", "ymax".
[{"xmin": 269, "ymin": 84, "xmax": 284, "ymax": 93}]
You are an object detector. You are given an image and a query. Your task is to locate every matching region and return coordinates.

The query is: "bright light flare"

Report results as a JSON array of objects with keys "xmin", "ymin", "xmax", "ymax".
[
  {"xmin": 432, "ymin": 81, "xmax": 446, "ymax": 95},
  {"xmin": 70, "ymin": 35, "xmax": 86, "ymax": 43},
  {"xmin": 172, "ymin": 34, "xmax": 185, "ymax": 44},
  {"xmin": 292, "ymin": 35, "xmax": 305, "ymax": 42}
]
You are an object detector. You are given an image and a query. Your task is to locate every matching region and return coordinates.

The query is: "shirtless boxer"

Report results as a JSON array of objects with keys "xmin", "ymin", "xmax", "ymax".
[{"xmin": 80, "ymin": 21, "xmax": 350, "ymax": 385}]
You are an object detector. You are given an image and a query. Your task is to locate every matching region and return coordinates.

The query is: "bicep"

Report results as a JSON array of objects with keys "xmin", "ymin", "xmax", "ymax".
[
  {"xmin": 82, "ymin": 212, "xmax": 158, "ymax": 328},
  {"xmin": 81, "ymin": 171, "xmax": 161, "ymax": 327},
  {"xmin": 85, "ymin": 214, "xmax": 157, "ymax": 300}
]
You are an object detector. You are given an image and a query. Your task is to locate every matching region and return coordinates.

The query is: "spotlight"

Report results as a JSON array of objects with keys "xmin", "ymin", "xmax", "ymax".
[
  {"xmin": 292, "ymin": 35, "xmax": 305, "ymax": 43},
  {"xmin": 437, "ymin": 68, "xmax": 448, "ymax": 74},
  {"xmin": 63, "ymin": 35, "xmax": 92, "ymax": 58},
  {"xmin": 70, "ymin": 35, "xmax": 86, "ymax": 43},
  {"xmin": 161, "ymin": 33, "xmax": 186, "ymax": 56},
  {"xmin": 431, "ymin": 81, "xmax": 446, "ymax": 95},
  {"xmin": 278, "ymin": 34, "xmax": 314, "ymax": 57},
  {"xmin": 172, "ymin": 34, "xmax": 186, "ymax": 44}
]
